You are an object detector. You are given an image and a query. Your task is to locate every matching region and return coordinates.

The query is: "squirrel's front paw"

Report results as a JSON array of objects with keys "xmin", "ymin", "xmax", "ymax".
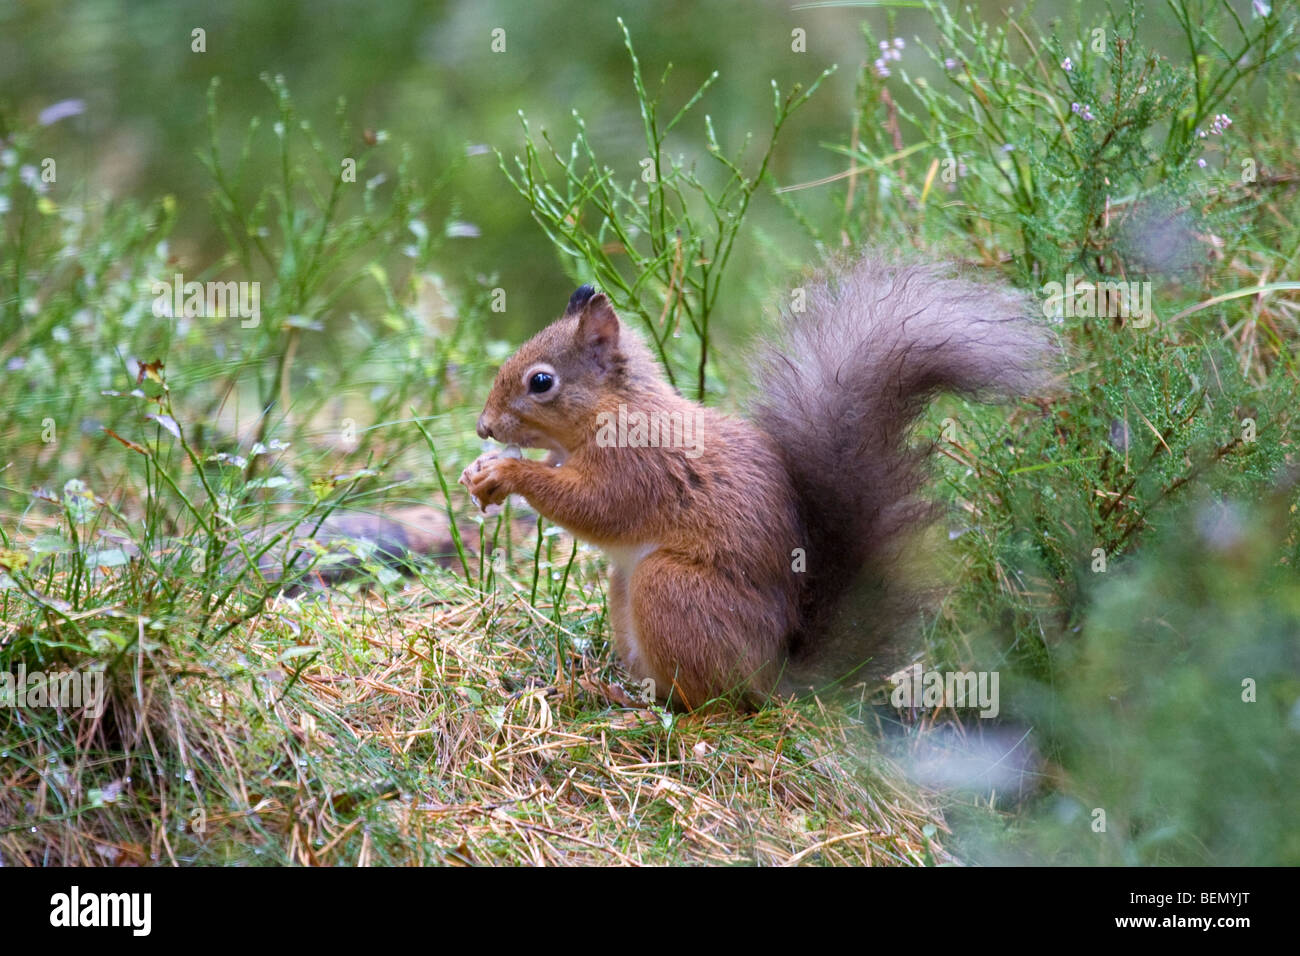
[{"xmin": 459, "ymin": 451, "xmax": 517, "ymax": 511}]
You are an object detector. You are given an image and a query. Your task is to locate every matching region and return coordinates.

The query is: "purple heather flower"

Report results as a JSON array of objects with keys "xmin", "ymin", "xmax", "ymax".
[
  {"xmin": 38, "ymin": 99, "xmax": 85, "ymax": 126},
  {"xmin": 19, "ymin": 164, "xmax": 47, "ymax": 194}
]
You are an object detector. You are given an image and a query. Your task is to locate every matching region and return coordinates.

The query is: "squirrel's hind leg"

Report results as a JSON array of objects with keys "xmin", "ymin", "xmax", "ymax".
[{"xmin": 626, "ymin": 552, "xmax": 784, "ymax": 711}]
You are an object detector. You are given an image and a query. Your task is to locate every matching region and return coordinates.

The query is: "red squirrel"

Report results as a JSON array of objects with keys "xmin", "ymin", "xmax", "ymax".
[{"xmin": 460, "ymin": 257, "xmax": 1055, "ymax": 710}]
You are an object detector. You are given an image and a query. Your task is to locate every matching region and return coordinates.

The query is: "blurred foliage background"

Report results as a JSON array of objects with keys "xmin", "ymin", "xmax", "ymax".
[
  {"xmin": 3, "ymin": 0, "xmax": 873, "ymax": 340},
  {"xmin": 5, "ymin": 0, "xmax": 1260, "ymax": 339}
]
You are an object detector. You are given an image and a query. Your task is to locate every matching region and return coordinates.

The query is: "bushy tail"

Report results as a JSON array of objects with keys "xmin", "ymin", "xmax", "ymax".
[{"xmin": 751, "ymin": 258, "xmax": 1057, "ymax": 688}]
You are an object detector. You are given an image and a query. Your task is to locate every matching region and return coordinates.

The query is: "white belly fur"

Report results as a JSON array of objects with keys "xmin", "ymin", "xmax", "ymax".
[
  {"xmin": 602, "ymin": 542, "xmax": 657, "ymax": 579},
  {"xmin": 602, "ymin": 542, "xmax": 657, "ymax": 670}
]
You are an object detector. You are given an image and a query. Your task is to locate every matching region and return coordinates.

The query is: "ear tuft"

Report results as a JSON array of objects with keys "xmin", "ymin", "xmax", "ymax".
[
  {"xmin": 565, "ymin": 284, "xmax": 597, "ymax": 315},
  {"xmin": 575, "ymin": 292, "xmax": 620, "ymax": 362}
]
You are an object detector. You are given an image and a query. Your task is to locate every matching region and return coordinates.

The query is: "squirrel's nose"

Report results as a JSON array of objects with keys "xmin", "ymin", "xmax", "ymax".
[{"xmin": 476, "ymin": 415, "xmax": 493, "ymax": 440}]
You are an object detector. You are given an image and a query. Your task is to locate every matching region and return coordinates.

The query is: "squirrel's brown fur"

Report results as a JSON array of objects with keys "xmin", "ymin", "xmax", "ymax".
[{"xmin": 462, "ymin": 257, "xmax": 1055, "ymax": 709}]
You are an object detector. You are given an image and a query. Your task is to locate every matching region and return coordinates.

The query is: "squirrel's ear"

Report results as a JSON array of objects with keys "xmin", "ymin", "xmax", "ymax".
[{"xmin": 574, "ymin": 292, "xmax": 620, "ymax": 365}]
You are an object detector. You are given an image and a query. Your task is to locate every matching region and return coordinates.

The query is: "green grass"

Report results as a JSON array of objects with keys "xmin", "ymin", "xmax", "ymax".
[{"xmin": 2, "ymin": 0, "xmax": 1298, "ymax": 865}]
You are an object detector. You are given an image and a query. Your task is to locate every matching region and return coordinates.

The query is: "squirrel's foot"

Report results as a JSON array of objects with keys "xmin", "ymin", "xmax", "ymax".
[{"xmin": 459, "ymin": 451, "xmax": 517, "ymax": 511}]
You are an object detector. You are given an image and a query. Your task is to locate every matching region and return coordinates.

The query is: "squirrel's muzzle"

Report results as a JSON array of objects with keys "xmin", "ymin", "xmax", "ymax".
[{"xmin": 476, "ymin": 414, "xmax": 493, "ymax": 440}]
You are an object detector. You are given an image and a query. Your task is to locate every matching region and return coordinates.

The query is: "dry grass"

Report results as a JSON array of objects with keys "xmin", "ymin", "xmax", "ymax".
[{"xmin": 0, "ymin": 550, "xmax": 950, "ymax": 866}]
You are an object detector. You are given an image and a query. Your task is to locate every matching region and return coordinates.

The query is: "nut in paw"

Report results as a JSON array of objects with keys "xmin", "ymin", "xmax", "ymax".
[{"xmin": 459, "ymin": 451, "xmax": 516, "ymax": 510}]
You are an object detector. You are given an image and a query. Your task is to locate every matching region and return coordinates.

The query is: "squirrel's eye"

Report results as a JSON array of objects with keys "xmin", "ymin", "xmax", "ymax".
[{"xmin": 528, "ymin": 371, "xmax": 554, "ymax": 394}]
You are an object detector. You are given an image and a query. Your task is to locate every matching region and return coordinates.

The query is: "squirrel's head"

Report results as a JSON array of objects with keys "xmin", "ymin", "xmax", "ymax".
[{"xmin": 475, "ymin": 286, "xmax": 662, "ymax": 460}]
